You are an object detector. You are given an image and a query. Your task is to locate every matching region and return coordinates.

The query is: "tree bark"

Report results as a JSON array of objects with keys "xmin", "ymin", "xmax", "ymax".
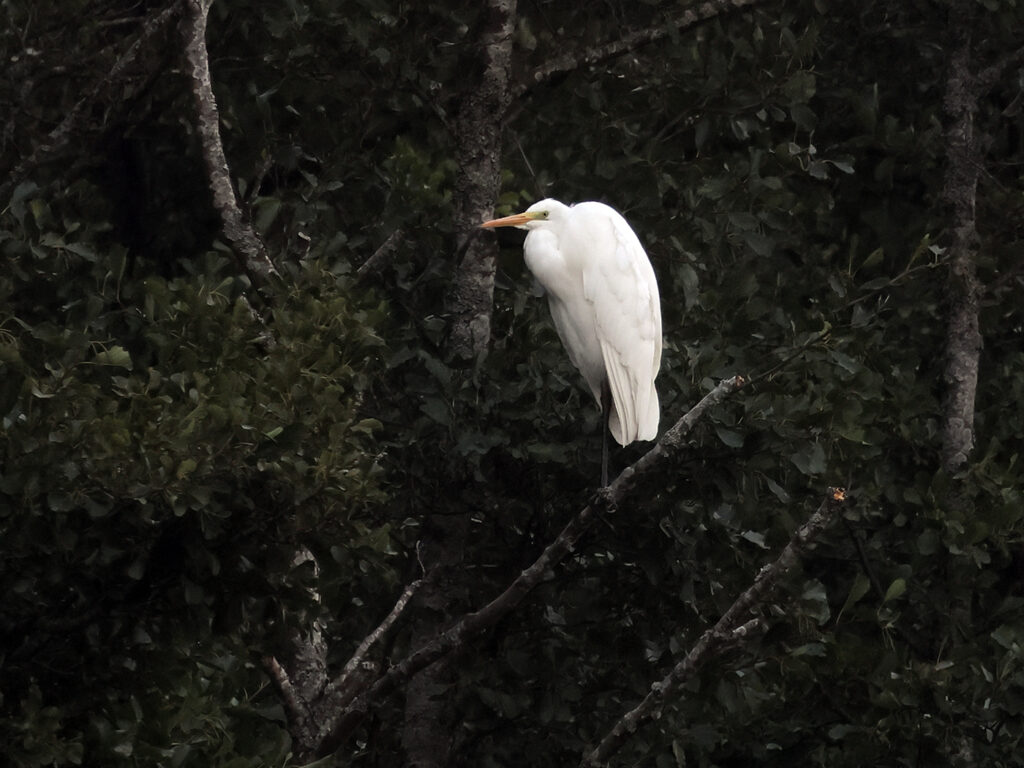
[
  {"xmin": 444, "ymin": 0, "xmax": 517, "ymax": 362},
  {"xmin": 398, "ymin": 3, "xmax": 518, "ymax": 766},
  {"xmin": 938, "ymin": 0, "xmax": 986, "ymax": 475},
  {"xmin": 181, "ymin": 0, "xmax": 278, "ymax": 287}
]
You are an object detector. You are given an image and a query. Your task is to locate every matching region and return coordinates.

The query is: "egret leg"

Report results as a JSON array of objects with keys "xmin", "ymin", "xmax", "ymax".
[{"xmin": 600, "ymin": 381, "xmax": 611, "ymax": 488}]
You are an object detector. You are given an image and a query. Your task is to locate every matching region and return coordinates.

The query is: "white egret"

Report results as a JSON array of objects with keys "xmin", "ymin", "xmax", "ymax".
[{"xmin": 481, "ymin": 199, "xmax": 662, "ymax": 486}]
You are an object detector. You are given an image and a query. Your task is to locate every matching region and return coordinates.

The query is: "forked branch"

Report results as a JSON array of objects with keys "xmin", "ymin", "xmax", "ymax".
[{"xmin": 266, "ymin": 578, "xmax": 423, "ymax": 761}]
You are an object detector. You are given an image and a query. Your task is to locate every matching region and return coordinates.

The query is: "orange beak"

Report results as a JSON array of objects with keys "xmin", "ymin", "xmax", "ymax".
[{"xmin": 480, "ymin": 212, "xmax": 535, "ymax": 228}]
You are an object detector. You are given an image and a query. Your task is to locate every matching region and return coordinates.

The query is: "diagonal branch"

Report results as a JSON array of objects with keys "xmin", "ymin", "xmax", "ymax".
[
  {"xmin": 356, "ymin": 228, "xmax": 406, "ymax": 280},
  {"xmin": 263, "ymin": 654, "xmax": 316, "ymax": 746},
  {"xmin": 514, "ymin": 0, "xmax": 768, "ymax": 100},
  {"xmin": 181, "ymin": 0, "xmax": 278, "ymax": 287},
  {"xmin": 312, "ymin": 375, "xmax": 745, "ymax": 757},
  {"xmin": 580, "ymin": 488, "xmax": 846, "ymax": 768}
]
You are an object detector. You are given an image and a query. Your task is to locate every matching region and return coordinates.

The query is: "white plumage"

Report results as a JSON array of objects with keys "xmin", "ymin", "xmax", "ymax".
[{"xmin": 482, "ymin": 199, "xmax": 662, "ymax": 451}]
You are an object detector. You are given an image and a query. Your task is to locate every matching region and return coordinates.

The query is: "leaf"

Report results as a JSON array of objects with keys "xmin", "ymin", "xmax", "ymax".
[
  {"xmin": 991, "ymin": 624, "xmax": 1018, "ymax": 650},
  {"xmin": 861, "ymin": 247, "xmax": 885, "ymax": 270},
  {"xmin": 831, "ymin": 350, "xmax": 861, "ymax": 374},
  {"xmin": 697, "ymin": 176, "xmax": 733, "ymax": 200},
  {"xmin": 916, "ymin": 528, "xmax": 940, "ymax": 555},
  {"xmin": 741, "ymin": 230, "xmax": 775, "ymax": 256},
  {"xmin": 765, "ymin": 477, "xmax": 791, "ymax": 503},
  {"xmin": 176, "ymin": 459, "xmax": 197, "ymax": 479},
  {"xmin": 801, "ymin": 579, "xmax": 831, "ymax": 624},
  {"xmin": 741, "ymin": 530, "xmax": 767, "ymax": 549},
  {"xmin": 47, "ymin": 492, "xmax": 75, "ymax": 512},
  {"xmin": 94, "ymin": 345, "xmax": 133, "ymax": 370},
  {"xmin": 30, "ymin": 382, "xmax": 56, "ymax": 399},
  {"xmin": 783, "ymin": 70, "xmax": 817, "ymax": 103},
  {"xmin": 828, "ymin": 158, "xmax": 855, "ymax": 174},
  {"xmin": 807, "ymin": 160, "xmax": 829, "ymax": 180},
  {"xmin": 350, "ymin": 418, "xmax": 382, "ymax": 435},
  {"xmin": 791, "ymin": 442, "xmax": 826, "ymax": 475},
  {"xmin": 882, "ymin": 578, "xmax": 906, "ymax": 603},
  {"xmin": 420, "ymin": 397, "xmax": 450, "ymax": 426},
  {"xmin": 255, "ymin": 197, "xmax": 282, "ymax": 233},
  {"xmin": 694, "ymin": 117, "xmax": 710, "ymax": 150},
  {"xmin": 838, "ymin": 572, "xmax": 871, "ymax": 620},
  {"xmin": 678, "ymin": 263, "xmax": 700, "ymax": 310},
  {"xmin": 715, "ymin": 426, "xmax": 744, "ymax": 448}
]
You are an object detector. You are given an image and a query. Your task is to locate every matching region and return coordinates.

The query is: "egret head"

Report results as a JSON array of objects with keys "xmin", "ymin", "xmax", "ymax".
[{"xmin": 480, "ymin": 199, "xmax": 565, "ymax": 230}]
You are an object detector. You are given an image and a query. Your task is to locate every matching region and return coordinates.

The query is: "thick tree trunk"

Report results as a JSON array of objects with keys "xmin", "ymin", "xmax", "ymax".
[
  {"xmin": 939, "ymin": 1, "xmax": 984, "ymax": 475},
  {"xmin": 444, "ymin": 0, "xmax": 517, "ymax": 362},
  {"xmin": 401, "ymin": 3, "xmax": 517, "ymax": 765}
]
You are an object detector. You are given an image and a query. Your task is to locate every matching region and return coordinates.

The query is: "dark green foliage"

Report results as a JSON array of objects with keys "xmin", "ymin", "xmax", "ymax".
[
  {"xmin": 2, "ymin": 0, "xmax": 1024, "ymax": 766},
  {"xmin": 0, "ymin": 172, "xmax": 391, "ymax": 763}
]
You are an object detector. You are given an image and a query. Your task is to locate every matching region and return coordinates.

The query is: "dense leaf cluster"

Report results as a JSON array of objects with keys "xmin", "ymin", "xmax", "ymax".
[{"xmin": 1, "ymin": 176, "xmax": 390, "ymax": 762}]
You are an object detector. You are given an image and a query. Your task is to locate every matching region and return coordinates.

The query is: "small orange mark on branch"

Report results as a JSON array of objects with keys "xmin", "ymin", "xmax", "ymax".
[{"xmin": 830, "ymin": 487, "xmax": 847, "ymax": 502}]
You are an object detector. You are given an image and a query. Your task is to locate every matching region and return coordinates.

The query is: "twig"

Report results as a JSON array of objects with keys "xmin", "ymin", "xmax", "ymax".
[
  {"xmin": 243, "ymin": 151, "xmax": 276, "ymax": 206},
  {"xmin": 580, "ymin": 488, "xmax": 846, "ymax": 768},
  {"xmin": 356, "ymin": 229, "xmax": 406, "ymax": 280},
  {"xmin": 312, "ymin": 375, "xmax": 745, "ymax": 757}
]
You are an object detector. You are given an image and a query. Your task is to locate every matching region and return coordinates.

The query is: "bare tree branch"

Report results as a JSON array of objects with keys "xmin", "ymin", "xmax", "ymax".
[
  {"xmin": 514, "ymin": 0, "xmax": 768, "ymax": 100},
  {"xmin": 263, "ymin": 655, "xmax": 316, "ymax": 746},
  {"xmin": 312, "ymin": 375, "xmax": 744, "ymax": 757},
  {"xmin": 0, "ymin": 1, "xmax": 183, "ymax": 204},
  {"xmin": 580, "ymin": 488, "xmax": 846, "ymax": 768},
  {"xmin": 321, "ymin": 579, "xmax": 422, "ymax": 709},
  {"xmin": 181, "ymin": 0, "xmax": 279, "ymax": 287}
]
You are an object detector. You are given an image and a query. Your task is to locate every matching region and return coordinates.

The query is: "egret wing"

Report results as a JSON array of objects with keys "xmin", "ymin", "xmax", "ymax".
[{"xmin": 572, "ymin": 204, "xmax": 662, "ymax": 445}]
